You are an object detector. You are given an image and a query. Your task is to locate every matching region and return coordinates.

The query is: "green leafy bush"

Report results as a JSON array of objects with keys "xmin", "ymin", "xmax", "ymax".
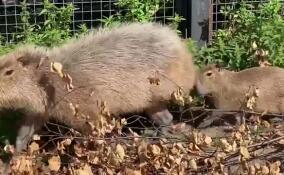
[
  {"xmin": 0, "ymin": 0, "xmax": 90, "ymax": 57},
  {"xmin": 194, "ymin": 0, "xmax": 284, "ymax": 70},
  {"xmin": 16, "ymin": 0, "xmax": 75, "ymax": 47},
  {"xmin": 99, "ymin": 0, "xmax": 184, "ymax": 33}
]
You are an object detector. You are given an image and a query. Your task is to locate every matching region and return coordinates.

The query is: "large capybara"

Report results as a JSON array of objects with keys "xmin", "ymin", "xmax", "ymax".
[
  {"xmin": 196, "ymin": 64, "xmax": 284, "ymax": 114},
  {"xmin": 0, "ymin": 22, "xmax": 196, "ymax": 152}
]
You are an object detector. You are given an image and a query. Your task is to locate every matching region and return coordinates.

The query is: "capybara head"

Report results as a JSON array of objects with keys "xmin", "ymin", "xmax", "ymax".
[
  {"xmin": 196, "ymin": 64, "xmax": 230, "ymax": 96},
  {"xmin": 0, "ymin": 46, "xmax": 47, "ymax": 113}
]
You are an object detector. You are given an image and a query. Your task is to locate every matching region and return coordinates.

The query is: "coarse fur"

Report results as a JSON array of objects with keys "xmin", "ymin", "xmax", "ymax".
[
  {"xmin": 0, "ymin": 22, "xmax": 196, "ymax": 152},
  {"xmin": 196, "ymin": 64, "xmax": 284, "ymax": 113}
]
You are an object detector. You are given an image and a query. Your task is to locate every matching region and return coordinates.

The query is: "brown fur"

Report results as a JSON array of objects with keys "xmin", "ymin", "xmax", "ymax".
[
  {"xmin": 196, "ymin": 64, "xmax": 284, "ymax": 113},
  {"xmin": 0, "ymin": 22, "xmax": 196, "ymax": 151}
]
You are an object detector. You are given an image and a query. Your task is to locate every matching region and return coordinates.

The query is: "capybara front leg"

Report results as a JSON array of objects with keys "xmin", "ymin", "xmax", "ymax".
[
  {"xmin": 15, "ymin": 116, "xmax": 45, "ymax": 152},
  {"xmin": 146, "ymin": 105, "xmax": 173, "ymax": 136}
]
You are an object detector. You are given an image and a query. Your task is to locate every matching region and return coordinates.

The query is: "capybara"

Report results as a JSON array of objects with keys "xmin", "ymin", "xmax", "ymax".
[
  {"xmin": 0, "ymin": 22, "xmax": 196, "ymax": 152},
  {"xmin": 196, "ymin": 64, "xmax": 284, "ymax": 114}
]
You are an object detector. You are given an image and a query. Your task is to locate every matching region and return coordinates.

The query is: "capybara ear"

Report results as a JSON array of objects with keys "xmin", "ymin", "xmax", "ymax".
[
  {"xmin": 16, "ymin": 56, "xmax": 30, "ymax": 66},
  {"xmin": 214, "ymin": 62, "xmax": 225, "ymax": 72},
  {"xmin": 17, "ymin": 55, "xmax": 49, "ymax": 68}
]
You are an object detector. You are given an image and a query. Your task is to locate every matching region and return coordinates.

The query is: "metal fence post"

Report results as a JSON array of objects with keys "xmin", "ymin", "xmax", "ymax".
[
  {"xmin": 189, "ymin": 0, "xmax": 210, "ymax": 47},
  {"xmin": 175, "ymin": 0, "xmax": 190, "ymax": 39}
]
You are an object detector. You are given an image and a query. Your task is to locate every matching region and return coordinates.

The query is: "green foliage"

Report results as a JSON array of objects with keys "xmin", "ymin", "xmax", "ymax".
[
  {"xmin": 16, "ymin": 0, "xmax": 75, "ymax": 47},
  {"xmin": 194, "ymin": 0, "xmax": 284, "ymax": 70},
  {"xmin": 99, "ymin": 0, "xmax": 184, "ymax": 32},
  {"xmin": 0, "ymin": 34, "xmax": 19, "ymax": 56}
]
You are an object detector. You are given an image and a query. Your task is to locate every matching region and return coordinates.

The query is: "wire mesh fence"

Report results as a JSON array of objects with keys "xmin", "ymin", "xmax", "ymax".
[
  {"xmin": 0, "ymin": 0, "xmax": 176, "ymax": 43},
  {"xmin": 209, "ymin": 0, "xmax": 284, "ymax": 42}
]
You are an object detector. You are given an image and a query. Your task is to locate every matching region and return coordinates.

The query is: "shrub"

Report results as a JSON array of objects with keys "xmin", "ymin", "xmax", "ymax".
[
  {"xmin": 99, "ymin": 0, "xmax": 184, "ymax": 33},
  {"xmin": 16, "ymin": 0, "xmax": 75, "ymax": 47},
  {"xmin": 194, "ymin": 0, "xmax": 284, "ymax": 70}
]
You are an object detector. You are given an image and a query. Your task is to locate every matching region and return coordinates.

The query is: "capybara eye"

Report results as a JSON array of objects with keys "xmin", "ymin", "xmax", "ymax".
[
  {"xmin": 206, "ymin": 71, "xmax": 213, "ymax": 77},
  {"xmin": 4, "ymin": 69, "xmax": 14, "ymax": 76}
]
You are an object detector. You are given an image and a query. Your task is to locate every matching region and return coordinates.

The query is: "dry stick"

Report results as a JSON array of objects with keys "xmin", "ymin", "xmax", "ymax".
[
  {"xmin": 248, "ymin": 135, "xmax": 284, "ymax": 149},
  {"xmin": 189, "ymin": 107, "xmax": 284, "ymax": 118},
  {"xmin": 223, "ymin": 135, "xmax": 284, "ymax": 167}
]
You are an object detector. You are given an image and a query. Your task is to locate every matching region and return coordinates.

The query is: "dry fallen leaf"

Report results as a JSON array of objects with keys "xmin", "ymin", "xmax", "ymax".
[
  {"xmin": 189, "ymin": 159, "xmax": 198, "ymax": 171},
  {"xmin": 248, "ymin": 165, "xmax": 256, "ymax": 175},
  {"xmin": 252, "ymin": 41, "xmax": 257, "ymax": 49},
  {"xmin": 10, "ymin": 155, "xmax": 33, "ymax": 174},
  {"xmin": 28, "ymin": 142, "xmax": 39, "ymax": 155},
  {"xmin": 63, "ymin": 73, "xmax": 74, "ymax": 91},
  {"xmin": 115, "ymin": 144, "xmax": 125, "ymax": 162},
  {"xmin": 261, "ymin": 165, "xmax": 269, "ymax": 175},
  {"xmin": 150, "ymin": 144, "xmax": 161, "ymax": 156},
  {"xmin": 74, "ymin": 144, "xmax": 84, "ymax": 157},
  {"xmin": 240, "ymin": 146, "xmax": 250, "ymax": 159},
  {"xmin": 4, "ymin": 144, "xmax": 15, "ymax": 154},
  {"xmin": 48, "ymin": 155, "xmax": 61, "ymax": 172},
  {"xmin": 259, "ymin": 60, "xmax": 272, "ymax": 67},
  {"xmin": 220, "ymin": 139, "xmax": 233, "ymax": 153},
  {"xmin": 51, "ymin": 62, "xmax": 64, "ymax": 78},
  {"xmin": 262, "ymin": 120, "xmax": 271, "ymax": 128},
  {"xmin": 171, "ymin": 88, "xmax": 185, "ymax": 106},
  {"xmin": 124, "ymin": 168, "xmax": 142, "ymax": 175},
  {"xmin": 204, "ymin": 136, "xmax": 212, "ymax": 146},
  {"xmin": 32, "ymin": 134, "xmax": 41, "ymax": 141},
  {"xmin": 269, "ymin": 161, "xmax": 281, "ymax": 175},
  {"xmin": 73, "ymin": 164, "xmax": 93, "ymax": 175}
]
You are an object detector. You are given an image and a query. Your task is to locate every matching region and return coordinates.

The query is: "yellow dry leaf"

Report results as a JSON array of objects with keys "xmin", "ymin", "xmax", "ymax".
[
  {"xmin": 233, "ymin": 131, "xmax": 242, "ymax": 140},
  {"xmin": 259, "ymin": 60, "xmax": 272, "ymax": 67},
  {"xmin": 4, "ymin": 144, "xmax": 15, "ymax": 154},
  {"xmin": 95, "ymin": 139, "xmax": 106, "ymax": 145},
  {"xmin": 254, "ymin": 162, "xmax": 261, "ymax": 170},
  {"xmin": 32, "ymin": 134, "xmax": 41, "ymax": 141},
  {"xmin": 28, "ymin": 142, "xmax": 39, "ymax": 155},
  {"xmin": 69, "ymin": 103, "xmax": 78, "ymax": 116},
  {"xmin": 106, "ymin": 168, "xmax": 114, "ymax": 175},
  {"xmin": 120, "ymin": 118, "xmax": 127, "ymax": 125},
  {"xmin": 171, "ymin": 88, "xmax": 185, "ymax": 106},
  {"xmin": 74, "ymin": 144, "xmax": 84, "ymax": 157},
  {"xmin": 63, "ymin": 73, "xmax": 74, "ymax": 91},
  {"xmin": 115, "ymin": 144, "xmax": 125, "ymax": 162},
  {"xmin": 48, "ymin": 155, "xmax": 61, "ymax": 172},
  {"xmin": 124, "ymin": 168, "xmax": 142, "ymax": 175},
  {"xmin": 232, "ymin": 141, "xmax": 237, "ymax": 152},
  {"xmin": 238, "ymin": 124, "xmax": 246, "ymax": 133},
  {"xmin": 51, "ymin": 62, "xmax": 64, "ymax": 78},
  {"xmin": 150, "ymin": 144, "xmax": 161, "ymax": 156},
  {"xmin": 248, "ymin": 165, "xmax": 256, "ymax": 175},
  {"xmin": 252, "ymin": 41, "xmax": 257, "ymax": 49},
  {"xmin": 262, "ymin": 120, "xmax": 270, "ymax": 128},
  {"xmin": 189, "ymin": 159, "xmax": 197, "ymax": 170},
  {"xmin": 277, "ymin": 139, "xmax": 284, "ymax": 145},
  {"xmin": 73, "ymin": 164, "xmax": 93, "ymax": 175},
  {"xmin": 220, "ymin": 139, "xmax": 232, "ymax": 153},
  {"xmin": 11, "ymin": 156, "xmax": 33, "ymax": 174},
  {"xmin": 240, "ymin": 146, "xmax": 250, "ymax": 159},
  {"xmin": 261, "ymin": 165, "xmax": 269, "ymax": 175},
  {"xmin": 153, "ymin": 160, "xmax": 161, "ymax": 170},
  {"xmin": 269, "ymin": 161, "xmax": 281, "ymax": 175},
  {"xmin": 204, "ymin": 136, "xmax": 212, "ymax": 146},
  {"xmin": 62, "ymin": 138, "xmax": 72, "ymax": 146},
  {"xmin": 175, "ymin": 157, "xmax": 182, "ymax": 164},
  {"xmin": 216, "ymin": 152, "xmax": 226, "ymax": 162}
]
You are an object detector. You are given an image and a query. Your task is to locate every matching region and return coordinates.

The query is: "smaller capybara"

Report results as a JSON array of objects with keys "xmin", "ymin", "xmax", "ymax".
[
  {"xmin": 0, "ymin": 22, "xmax": 196, "ymax": 152},
  {"xmin": 196, "ymin": 64, "xmax": 284, "ymax": 114}
]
